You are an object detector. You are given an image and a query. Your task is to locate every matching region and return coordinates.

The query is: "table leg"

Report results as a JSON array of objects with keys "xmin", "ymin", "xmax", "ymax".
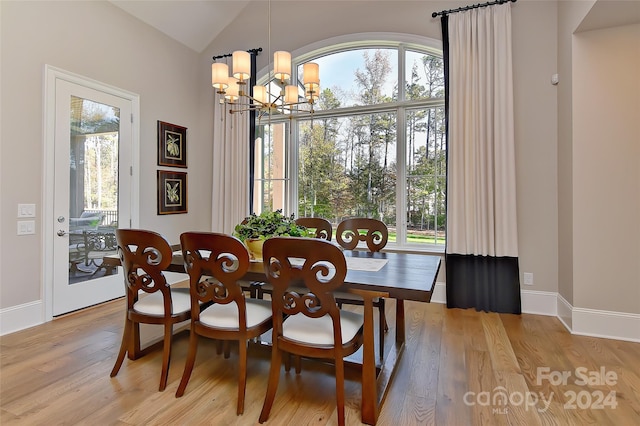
[
  {"xmin": 395, "ymin": 299, "xmax": 405, "ymax": 344},
  {"xmin": 360, "ymin": 297, "xmax": 378, "ymax": 425}
]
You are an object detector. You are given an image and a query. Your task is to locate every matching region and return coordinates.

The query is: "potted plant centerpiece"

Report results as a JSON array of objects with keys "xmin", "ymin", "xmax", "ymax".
[{"xmin": 233, "ymin": 210, "xmax": 309, "ymax": 260}]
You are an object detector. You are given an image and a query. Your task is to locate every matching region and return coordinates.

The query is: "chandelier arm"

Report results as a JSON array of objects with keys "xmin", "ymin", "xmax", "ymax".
[{"xmin": 229, "ymin": 105, "xmax": 261, "ymax": 114}]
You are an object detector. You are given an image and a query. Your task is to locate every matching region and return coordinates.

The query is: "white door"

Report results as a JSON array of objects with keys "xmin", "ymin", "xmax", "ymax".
[{"xmin": 49, "ymin": 73, "xmax": 136, "ymax": 316}]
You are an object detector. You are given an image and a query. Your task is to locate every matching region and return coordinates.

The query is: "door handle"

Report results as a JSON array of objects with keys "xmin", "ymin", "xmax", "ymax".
[{"xmin": 57, "ymin": 230, "xmax": 68, "ymax": 237}]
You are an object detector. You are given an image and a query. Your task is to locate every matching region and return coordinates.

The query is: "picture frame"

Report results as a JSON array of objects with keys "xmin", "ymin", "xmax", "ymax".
[
  {"xmin": 157, "ymin": 121, "xmax": 187, "ymax": 167},
  {"xmin": 157, "ymin": 170, "xmax": 188, "ymax": 215}
]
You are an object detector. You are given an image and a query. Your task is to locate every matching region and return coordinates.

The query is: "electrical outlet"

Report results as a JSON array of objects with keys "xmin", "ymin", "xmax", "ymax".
[{"xmin": 523, "ymin": 272, "xmax": 534, "ymax": 285}]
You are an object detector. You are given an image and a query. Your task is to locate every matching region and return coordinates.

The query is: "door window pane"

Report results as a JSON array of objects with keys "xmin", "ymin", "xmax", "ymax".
[{"xmin": 69, "ymin": 96, "xmax": 120, "ymax": 282}]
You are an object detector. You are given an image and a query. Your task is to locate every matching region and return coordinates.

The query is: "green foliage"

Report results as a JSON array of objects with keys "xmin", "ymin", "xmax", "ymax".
[{"xmin": 233, "ymin": 210, "xmax": 309, "ymax": 241}]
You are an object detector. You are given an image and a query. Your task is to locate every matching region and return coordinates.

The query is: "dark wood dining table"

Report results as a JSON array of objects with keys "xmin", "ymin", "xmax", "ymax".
[{"xmin": 106, "ymin": 248, "xmax": 441, "ymax": 424}]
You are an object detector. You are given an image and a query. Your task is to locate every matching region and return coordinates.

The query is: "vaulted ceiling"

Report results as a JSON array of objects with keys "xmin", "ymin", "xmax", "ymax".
[
  {"xmin": 109, "ymin": 1, "xmax": 639, "ymax": 54},
  {"xmin": 109, "ymin": 1, "xmax": 250, "ymax": 53}
]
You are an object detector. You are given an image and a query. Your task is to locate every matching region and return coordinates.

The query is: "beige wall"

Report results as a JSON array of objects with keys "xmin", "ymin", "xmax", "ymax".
[
  {"xmin": 556, "ymin": 1, "xmax": 640, "ymax": 318},
  {"xmin": 0, "ymin": 1, "xmax": 213, "ymax": 308},
  {"xmin": 557, "ymin": 0, "xmax": 596, "ymax": 313},
  {"xmin": 572, "ymin": 23, "xmax": 640, "ymax": 313}
]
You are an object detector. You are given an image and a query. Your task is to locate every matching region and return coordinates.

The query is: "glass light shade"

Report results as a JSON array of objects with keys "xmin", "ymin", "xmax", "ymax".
[
  {"xmin": 303, "ymin": 62, "xmax": 320, "ymax": 85},
  {"xmin": 253, "ymin": 85, "xmax": 267, "ymax": 104},
  {"xmin": 232, "ymin": 50, "xmax": 250, "ymax": 80},
  {"xmin": 305, "ymin": 82, "xmax": 320, "ymax": 100},
  {"xmin": 273, "ymin": 51, "xmax": 291, "ymax": 81},
  {"xmin": 211, "ymin": 63, "xmax": 229, "ymax": 90},
  {"xmin": 225, "ymin": 77, "xmax": 240, "ymax": 101},
  {"xmin": 284, "ymin": 85, "xmax": 299, "ymax": 104}
]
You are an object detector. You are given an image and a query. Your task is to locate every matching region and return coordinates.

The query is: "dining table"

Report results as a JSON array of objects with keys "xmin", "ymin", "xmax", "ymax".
[{"xmin": 105, "ymin": 247, "xmax": 441, "ymax": 424}]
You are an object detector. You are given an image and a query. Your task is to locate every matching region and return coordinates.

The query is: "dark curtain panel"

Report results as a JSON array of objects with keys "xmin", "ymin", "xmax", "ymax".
[{"xmin": 446, "ymin": 255, "xmax": 521, "ymax": 313}]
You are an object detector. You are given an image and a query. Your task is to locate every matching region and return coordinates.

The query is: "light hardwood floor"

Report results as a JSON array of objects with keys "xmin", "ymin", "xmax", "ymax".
[{"xmin": 1, "ymin": 296, "xmax": 639, "ymax": 425}]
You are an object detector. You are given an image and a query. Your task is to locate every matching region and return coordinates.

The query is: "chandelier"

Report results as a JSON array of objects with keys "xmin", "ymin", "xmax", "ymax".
[
  {"xmin": 210, "ymin": 3, "xmax": 320, "ymax": 120},
  {"xmin": 212, "ymin": 51, "xmax": 320, "ymax": 119}
]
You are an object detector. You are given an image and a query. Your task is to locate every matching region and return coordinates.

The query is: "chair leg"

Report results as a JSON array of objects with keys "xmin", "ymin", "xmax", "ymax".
[
  {"xmin": 130, "ymin": 322, "xmax": 141, "ymax": 360},
  {"xmin": 158, "ymin": 324, "xmax": 173, "ymax": 391},
  {"xmin": 335, "ymin": 357, "xmax": 346, "ymax": 426},
  {"xmin": 284, "ymin": 353, "xmax": 291, "ymax": 372},
  {"xmin": 237, "ymin": 341, "xmax": 248, "ymax": 415},
  {"xmin": 379, "ymin": 298, "xmax": 386, "ymax": 360},
  {"xmin": 176, "ymin": 330, "xmax": 199, "ymax": 397},
  {"xmin": 259, "ymin": 348, "xmax": 283, "ymax": 423},
  {"xmin": 223, "ymin": 341, "xmax": 231, "ymax": 359},
  {"xmin": 110, "ymin": 316, "xmax": 131, "ymax": 377},
  {"xmin": 294, "ymin": 355, "xmax": 302, "ymax": 374}
]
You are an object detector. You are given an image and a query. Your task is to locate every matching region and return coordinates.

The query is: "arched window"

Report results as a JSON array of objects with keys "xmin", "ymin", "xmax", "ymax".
[{"xmin": 253, "ymin": 34, "xmax": 446, "ymax": 251}]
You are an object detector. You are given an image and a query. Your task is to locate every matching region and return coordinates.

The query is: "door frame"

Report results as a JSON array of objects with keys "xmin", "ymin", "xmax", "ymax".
[{"xmin": 42, "ymin": 65, "xmax": 140, "ymax": 321}]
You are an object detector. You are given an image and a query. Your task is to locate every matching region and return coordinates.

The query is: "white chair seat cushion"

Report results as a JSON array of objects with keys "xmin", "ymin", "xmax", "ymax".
[
  {"xmin": 199, "ymin": 298, "xmax": 272, "ymax": 329},
  {"xmin": 133, "ymin": 287, "xmax": 191, "ymax": 316},
  {"xmin": 283, "ymin": 310, "xmax": 364, "ymax": 345}
]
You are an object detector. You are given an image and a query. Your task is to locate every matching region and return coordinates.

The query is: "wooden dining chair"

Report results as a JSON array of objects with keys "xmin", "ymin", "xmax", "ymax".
[
  {"xmin": 175, "ymin": 232, "xmax": 273, "ymax": 415},
  {"xmin": 335, "ymin": 218, "xmax": 389, "ymax": 360},
  {"xmin": 256, "ymin": 216, "xmax": 333, "ymax": 304},
  {"xmin": 336, "ymin": 217, "xmax": 388, "ymax": 251},
  {"xmin": 295, "ymin": 217, "xmax": 332, "ymax": 241},
  {"xmin": 259, "ymin": 237, "xmax": 387, "ymax": 426},
  {"xmin": 110, "ymin": 229, "xmax": 192, "ymax": 391}
]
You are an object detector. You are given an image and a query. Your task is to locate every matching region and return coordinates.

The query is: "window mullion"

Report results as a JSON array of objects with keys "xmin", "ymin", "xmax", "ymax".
[
  {"xmin": 398, "ymin": 44, "xmax": 406, "ymax": 102},
  {"xmin": 288, "ymin": 119, "xmax": 298, "ymax": 217},
  {"xmin": 396, "ymin": 107, "xmax": 407, "ymax": 248}
]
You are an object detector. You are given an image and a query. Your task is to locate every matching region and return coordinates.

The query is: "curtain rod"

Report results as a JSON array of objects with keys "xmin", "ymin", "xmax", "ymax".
[
  {"xmin": 432, "ymin": 0, "xmax": 516, "ymax": 18},
  {"xmin": 212, "ymin": 47, "xmax": 262, "ymax": 61}
]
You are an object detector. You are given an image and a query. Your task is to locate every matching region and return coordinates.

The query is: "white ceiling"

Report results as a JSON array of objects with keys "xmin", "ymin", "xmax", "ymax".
[
  {"xmin": 110, "ymin": 1, "xmax": 640, "ymax": 54},
  {"xmin": 109, "ymin": 1, "xmax": 251, "ymax": 53}
]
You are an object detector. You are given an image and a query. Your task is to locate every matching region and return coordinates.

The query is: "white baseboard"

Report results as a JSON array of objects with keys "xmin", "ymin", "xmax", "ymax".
[
  {"xmin": 429, "ymin": 284, "xmax": 639, "ymax": 342},
  {"xmin": 556, "ymin": 294, "xmax": 573, "ymax": 331},
  {"xmin": 571, "ymin": 307, "xmax": 640, "ymax": 342},
  {"xmin": 428, "ymin": 284, "xmax": 558, "ymax": 317},
  {"xmin": 0, "ymin": 300, "xmax": 45, "ymax": 336},
  {"xmin": 521, "ymin": 289, "xmax": 557, "ymax": 316}
]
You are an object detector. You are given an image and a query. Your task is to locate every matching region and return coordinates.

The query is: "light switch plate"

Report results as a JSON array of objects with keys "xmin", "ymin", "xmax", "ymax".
[
  {"xmin": 18, "ymin": 204, "xmax": 36, "ymax": 218},
  {"xmin": 17, "ymin": 220, "xmax": 36, "ymax": 235}
]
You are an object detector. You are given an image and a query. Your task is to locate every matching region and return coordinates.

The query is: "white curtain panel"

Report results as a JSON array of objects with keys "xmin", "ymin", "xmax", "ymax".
[
  {"xmin": 446, "ymin": 3, "xmax": 518, "ymax": 258},
  {"xmin": 211, "ymin": 93, "xmax": 249, "ymax": 234}
]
